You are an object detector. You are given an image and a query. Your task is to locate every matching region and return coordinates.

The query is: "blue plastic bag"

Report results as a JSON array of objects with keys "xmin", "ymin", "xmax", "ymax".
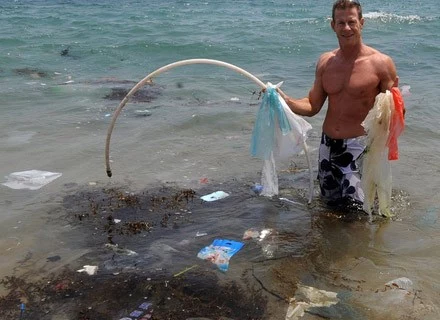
[
  {"xmin": 197, "ymin": 239, "xmax": 244, "ymax": 272},
  {"xmin": 250, "ymin": 83, "xmax": 291, "ymax": 160}
]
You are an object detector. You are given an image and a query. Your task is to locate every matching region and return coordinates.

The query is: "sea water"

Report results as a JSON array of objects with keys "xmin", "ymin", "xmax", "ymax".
[{"xmin": 1, "ymin": 1, "xmax": 439, "ymax": 319}]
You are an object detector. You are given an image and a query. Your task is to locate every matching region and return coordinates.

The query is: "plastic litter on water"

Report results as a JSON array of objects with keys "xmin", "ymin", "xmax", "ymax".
[
  {"xmin": 243, "ymin": 228, "xmax": 260, "ymax": 240},
  {"xmin": 76, "ymin": 265, "xmax": 98, "ymax": 276},
  {"xmin": 259, "ymin": 228, "xmax": 273, "ymax": 241},
  {"xmin": 173, "ymin": 264, "xmax": 198, "ymax": 277},
  {"xmin": 279, "ymin": 197, "xmax": 303, "ymax": 206},
  {"xmin": 130, "ymin": 310, "xmax": 143, "ymax": 317},
  {"xmin": 401, "ymin": 85, "xmax": 411, "ymax": 96},
  {"xmin": 134, "ymin": 109, "xmax": 152, "ymax": 117},
  {"xmin": 105, "ymin": 243, "xmax": 138, "ymax": 256},
  {"xmin": 200, "ymin": 191, "xmax": 229, "ymax": 202},
  {"xmin": 385, "ymin": 277, "xmax": 413, "ymax": 290},
  {"xmin": 119, "ymin": 300, "xmax": 153, "ymax": 320},
  {"xmin": 251, "ymin": 184, "xmax": 263, "ymax": 194},
  {"xmin": 243, "ymin": 228, "xmax": 277, "ymax": 258},
  {"xmin": 197, "ymin": 239, "xmax": 244, "ymax": 272},
  {"xmin": 19, "ymin": 303, "xmax": 25, "ymax": 319},
  {"xmin": 2, "ymin": 170, "xmax": 62, "ymax": 190},
  {"xmin": 286, "ymin": 285, "xmax": 339, "ymax": 320}
]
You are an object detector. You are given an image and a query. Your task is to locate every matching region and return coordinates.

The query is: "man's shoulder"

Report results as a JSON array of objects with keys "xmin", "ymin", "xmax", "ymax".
[
  {"xmin": 320, "ymin": 49, "xmax": 338, "ymax": 60},
  {"xmin": 363, "ymin": 45, "xmax": 393, "ymax": 63},
  {"xmin": 317, "ymin": 49, "xmax": 337, "ymax": 66}
]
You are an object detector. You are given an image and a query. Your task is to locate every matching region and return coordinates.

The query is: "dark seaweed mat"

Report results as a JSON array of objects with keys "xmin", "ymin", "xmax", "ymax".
[
  {"xmin": 0, "ymin": 268, "xmax": 266, "ymax": 320},
  {"xmin": 0, "ymin": 185, "xmax": 266, "ymax": 320}
]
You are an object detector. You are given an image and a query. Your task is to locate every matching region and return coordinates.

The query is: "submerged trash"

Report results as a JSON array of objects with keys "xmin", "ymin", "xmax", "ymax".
[
  {"xmin": 200, "ymin": 191, "xmax": 230, "ymax": 202},
  {"xmin": 279, "ymin": 197, "xmax": 303, "ymax": 206},
  {"xmin": 173, "ymin": 265, "xmax": 198, "ymax": 278},
  {"xmin": 286, "ymin": 285, "xmax": 339, "ymax": 320},
  {"xmin": 401, "ymin": 85, "xmax": 411, "ymax": 96},
  {"xmin": 119, "ymin": 300, "xmax": 153, "ymax": 320},
  {"xmin": 259, "ymin": 228, "xmax": 273, "ymax": 242},
  {"xmin": 134, "ymin": 109, "xmax": 152, "ymax": 117},
  {"xmin": 199, "ymin": 177, "xmax": 209, "ymax": 184},
  {"xmin": 104, "ymin": 243, "xmax": 138, "ymax": 256},
  {"xmin": 197, "ymin": 239, "xmax": 244, "ymax": 272},
  {"xmin": 243, "ymin": 228, "xmax": 260, "ymax": 240},
  {"xmin": 243, "ymin": 228, "xmax": 277, "ymax": 258},
  {"xmin": 242, "ymin": 228, "xmax": 274, "ymax": 241},
  {"xmin": 251, "ymin": 183, "xmax": 263, "ymax": 194},
  {"xmin": 385, "ymin": 277, "xmax": 413, "ymax": 291},
  {"xmin": 47, "ymin": 255, "xmax": 61, "ymax": 262},
  {"xmin": 19, "ymin": 303, "xmax": 26, "ymax": 319},
  {"xmin": 77, "ymin": 265, "xmax": 98, "ymax": 276},
  {"xmin": 2, "ymin": 170, "xmax": 62, "ymax": 190}
]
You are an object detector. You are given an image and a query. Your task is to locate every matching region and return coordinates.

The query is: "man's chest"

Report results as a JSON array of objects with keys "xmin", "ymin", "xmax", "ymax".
[{"xmin": 322, "ymin": 61, "xmax": 380, "ymax": 97}]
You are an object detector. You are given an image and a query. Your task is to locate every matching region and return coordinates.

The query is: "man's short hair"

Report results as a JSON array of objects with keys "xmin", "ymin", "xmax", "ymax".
[{"xmin": 332, "ymin": 0, "xmax": 362, "ymax": 21}]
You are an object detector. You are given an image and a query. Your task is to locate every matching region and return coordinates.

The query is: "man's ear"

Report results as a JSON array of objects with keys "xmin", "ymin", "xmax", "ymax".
[
  {"xmin": 331, "ymin": 20, "xmax": 335, "ymax": 31},
  {"xmin": 393, "ymin": 76, "xmax": 399, "ymax": 88}
]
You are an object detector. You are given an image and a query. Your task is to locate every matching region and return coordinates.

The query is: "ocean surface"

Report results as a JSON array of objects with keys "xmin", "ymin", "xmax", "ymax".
[{"xmin": 1, "ymin": 0, "xmax": 439, "ymax": 319}]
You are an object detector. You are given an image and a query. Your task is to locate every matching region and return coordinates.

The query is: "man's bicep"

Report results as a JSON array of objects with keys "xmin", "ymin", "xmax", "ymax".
[
  {"xmin": 308, "ymin": 77, "xmax": 327, "ymax": 114},
  {"xmin": 380, "ymin": 55, "xmax": 398, "ymax": 91}
]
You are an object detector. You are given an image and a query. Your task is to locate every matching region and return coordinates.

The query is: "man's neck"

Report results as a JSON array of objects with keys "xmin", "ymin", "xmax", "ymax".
[{"xmin": 338, "ymin": 42, "xmax": 364, "ymax": 60}]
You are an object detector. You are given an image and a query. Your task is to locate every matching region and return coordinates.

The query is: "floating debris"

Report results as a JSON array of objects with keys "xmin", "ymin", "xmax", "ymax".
[
  {"xmin": 200, "ymin": 191, "xmax": 229, "ymax": 202},
  {"xmin": 77, "ymin": 265, "xmax": 98, "ymax": 276}
]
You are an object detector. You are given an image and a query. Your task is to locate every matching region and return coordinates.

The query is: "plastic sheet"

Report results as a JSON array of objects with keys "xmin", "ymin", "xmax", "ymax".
[{"xmin": 2, "ymin": 170, "xmax": 62, "ymax": 190}]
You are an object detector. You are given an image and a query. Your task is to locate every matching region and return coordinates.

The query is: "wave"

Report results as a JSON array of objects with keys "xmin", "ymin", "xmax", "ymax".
[{"xmin": 364, "ymin": 11, "xmax": 423, "ymax": 24}]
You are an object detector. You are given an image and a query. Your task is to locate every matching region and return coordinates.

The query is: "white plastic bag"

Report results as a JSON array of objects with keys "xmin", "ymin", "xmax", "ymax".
[{"xmin": 361, "ymin": 91, "xmax": 393, "ymax": 217}]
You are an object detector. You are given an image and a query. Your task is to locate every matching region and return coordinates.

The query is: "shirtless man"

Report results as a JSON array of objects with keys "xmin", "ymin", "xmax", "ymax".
[{"xmin": 278, "ymin": 0, "xmax": 399, "ymax": 206}]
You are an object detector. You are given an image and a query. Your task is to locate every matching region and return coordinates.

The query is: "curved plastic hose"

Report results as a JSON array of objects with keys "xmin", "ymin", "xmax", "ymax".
[{"xmin": 104, "ymin": 58, "xmax": 313, "ymax": 202}]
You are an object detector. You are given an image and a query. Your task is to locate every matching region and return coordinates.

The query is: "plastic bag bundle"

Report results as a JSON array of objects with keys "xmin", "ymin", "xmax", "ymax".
[
  {"xmin": 361, "ymin": 91, "xmax": 393, "ymax": 217},
  {"xmin": 250, "ymin": 82, "xmax": 312, "ymax": 197},
  {"xmin": 362, "ymin": 88, "xmax": 405, "ymax": 218}
]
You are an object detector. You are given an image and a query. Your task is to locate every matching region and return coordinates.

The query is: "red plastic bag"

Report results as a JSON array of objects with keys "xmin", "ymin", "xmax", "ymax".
[{"xmin": 387, "ymin": 87, "xmax": 405, "ymax": 160}]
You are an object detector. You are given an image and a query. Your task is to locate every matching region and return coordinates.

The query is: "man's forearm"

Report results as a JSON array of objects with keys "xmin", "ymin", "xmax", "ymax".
[{"xmin": 278, "ymin": 90, "xmax": 315, "ymax": 117}]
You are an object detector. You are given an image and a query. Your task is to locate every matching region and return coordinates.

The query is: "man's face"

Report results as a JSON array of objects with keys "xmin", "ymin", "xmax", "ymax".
[{"xmin": 331, "ymin": 7, "xmax": 364, "ymax": 44}]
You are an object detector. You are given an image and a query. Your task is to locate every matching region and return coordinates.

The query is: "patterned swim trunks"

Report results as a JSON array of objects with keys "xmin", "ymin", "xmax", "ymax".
[{"xmin": 318, "ymin": 132, "xmax": 366, "ymax": 206}]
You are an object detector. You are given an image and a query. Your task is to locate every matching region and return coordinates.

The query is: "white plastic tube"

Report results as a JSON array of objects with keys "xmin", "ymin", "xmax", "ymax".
[
  {"xmin": 105, "ymin": 59, "xmax": 265, "ymax": 177},
  {"xmin": 104, "ymin": 58, "xmax": 313, "ymax": 202}
]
